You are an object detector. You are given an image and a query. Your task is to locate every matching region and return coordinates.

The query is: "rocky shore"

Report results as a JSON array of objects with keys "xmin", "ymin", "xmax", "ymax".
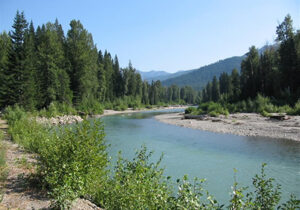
[
  {"xmin": 155, "ymin": 113, "xmax": 300, "ymax": 141},
  {"xmin": 35, "ymin": 105, "xmax": 189, "ymax": 125},
  {"xmin": 35, "ymin": 115, "xmax": 83, "ymax": 125}
]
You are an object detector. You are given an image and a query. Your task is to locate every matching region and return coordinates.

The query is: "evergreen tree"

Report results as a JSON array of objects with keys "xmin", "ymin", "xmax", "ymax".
[
  {"xmin": 37, "ymin": 23, "xmax": 72, "ymax": 107},
  {"xmin": 142, "ymin": 81, "xmax": 149, "ymax": 104},
  {"xmin": 113, "ymin": 55, "xmax": 123, "ymax": 97},
  {"xmin": 230, "ymin": 68, "xmax": 241, "ymax": 102},
  {"xmin": 66, "ymin": 20, "xmax": 98, "ymax": 105},
  {"xmin": 103, "ymin": 51, "xmax": 114, "ymax": 101},
  {"xmin": 211, "ymin": 76, "xmax": 220, "ymax": 102},
  {"xmin": 206, "ymin": 82, "xmax": 212, "ymax": 101},
  {"xmin": 276, "ymin": 14, "xmax": 299, "ymax": 99},
  {"xmin": 0, "ymin": 32, "xmax": 11, "ymax": 108},
  {"xmin": 240, "ymin": 46, "xmax": 260, "ymax": 99},
  {"xmin": 22, "ymin": 21, "xmax": 38, "ymax": 110},
  {"xmin": 6, "ymin": 11, "xmax": 28, "ymax": 106},
  {"xmin": 97, "ymin": 50, "xmax": 106, "ymax": 102}
]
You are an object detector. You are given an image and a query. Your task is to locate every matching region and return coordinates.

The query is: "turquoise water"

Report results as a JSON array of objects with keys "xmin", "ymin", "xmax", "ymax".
[{"xmin": 99, "ymin": 109, "xmax": 300, "ymax": 204}]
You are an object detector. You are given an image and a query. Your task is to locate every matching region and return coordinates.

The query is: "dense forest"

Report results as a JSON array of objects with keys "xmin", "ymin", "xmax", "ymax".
[
  {"xmin": 197, "ymin": 15, "xmax": 299, "ymax": 109},
  {"xmin": 0, "ymin": 11, "xmax": 199, "ymax": 114}
]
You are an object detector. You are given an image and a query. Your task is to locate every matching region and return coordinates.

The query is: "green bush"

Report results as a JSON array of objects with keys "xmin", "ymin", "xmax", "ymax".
[
  {"xmin": 185, "ymin": 107, "xmax": 197, "ymax": 114},
  {"xmin": 96, "ymin": 146, "xmax": 172, "ymax": 209},
  {"xmin": 77, "ymin": 98, "xmax": 104, "ymax": 115},
  {"xmin": 3, "ymin": 105, "xmax": 27, "ymax": 125},
  {"xmin": 288, "ymin": 100, "xmax": 300, "ymax": 115},
  {"xmin": 195, "ymin": 102, "xmax": 229, "ymax": 116},
  {"xmin": 4, "ymin": 106, "xmax": 300, "ymax": 209},
  {"xmin": 38, "ymin": 120, "xmax": 108, "ymax": 208}
]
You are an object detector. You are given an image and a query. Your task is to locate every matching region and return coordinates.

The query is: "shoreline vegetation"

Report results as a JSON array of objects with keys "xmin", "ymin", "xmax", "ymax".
[
  {"xmin": 1, "ymin": 106, "xmax": 299, "ymax": 209},
  {"xmin": 34, "ymin": 105, "xmax": 189, "ymax": 125}
]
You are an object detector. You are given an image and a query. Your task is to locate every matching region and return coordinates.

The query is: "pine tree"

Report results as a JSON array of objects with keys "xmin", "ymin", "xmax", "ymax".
[
  {"xmin": 37, "ymin": 23, "xmax": 71, "ymax": 107},
  {"xmin": 66, "ymin": 20, "xmax": 99, "ymax": 105},
  {"xmin": 103, "ymin": 51, "xmax": 114, "ymax": 101},
  {"xmin": 5, "ymin": 11, "xmax": 28, "ymax": 106},
  {"xmin": 211, "ymin": 76, "xmax": 220, "ymax": 102},
  {"xmin": 142, "ymin": 81, "xmax": 149, "ymax": 104},
  {"xmin": 241, "ymin": 46, "xmax": 260, "ymax": 99},
  {"xmin": 276, "ymin": 14, "xmax": 298, "ymax": 98},
  {"xmin": 230, "ymin": 69, "xmax": 241, "ymax": 102},
  {"xmin": 22, "ymin": 21, "xmax": 38, "ymax": 110},
  {"xmin": 0, "ymin": 32, "xmax": 11, "ymax": 108},
  {"xmin": 206, "ymin": 82, "xmax": 212, "ymax": 101},
  {"xmin": 113, "ymin": 55, "xmax": 123, "ymax": 97}
]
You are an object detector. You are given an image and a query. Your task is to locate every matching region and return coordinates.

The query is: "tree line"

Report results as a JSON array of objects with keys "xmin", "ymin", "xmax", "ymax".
[
  {"xmin": 200, "ymin": 15, "xmax": 300, "ymax": 106},
  {"xmin": 0, "ymin": 11, "xmax": 199, "ymax": 112}
]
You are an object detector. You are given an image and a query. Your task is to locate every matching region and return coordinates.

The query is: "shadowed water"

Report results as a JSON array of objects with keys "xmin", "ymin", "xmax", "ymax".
[{"xmin": 99, "ymin": 109, "xmax": 300, "ymax": 204}]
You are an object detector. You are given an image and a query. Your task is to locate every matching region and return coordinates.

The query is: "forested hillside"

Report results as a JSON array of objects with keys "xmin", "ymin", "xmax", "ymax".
[
  {"xmin": 190, "ymin": 15, "xmax": 300, "ymax": 116},
  {"xmin": 162, "ymin": 56, "xmax": 245, "ymax": 90},
  {"xmin": 0, "ymin": 11, "xmax": 199, "ymax": 113}
]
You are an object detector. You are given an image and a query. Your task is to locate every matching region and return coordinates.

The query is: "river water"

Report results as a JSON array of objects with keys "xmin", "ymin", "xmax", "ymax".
[{"xmin": 99, "ymin": 109, "xmax": 300, "ymax": 204}]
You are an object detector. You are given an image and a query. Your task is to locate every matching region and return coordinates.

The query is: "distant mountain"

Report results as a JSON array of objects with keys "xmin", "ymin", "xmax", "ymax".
[
  {"xmin": 162, "ymin": 56, "xmax": 245, "ymax": 90},
  {"xmin": 138, "ymin": 70, "xmax": 170, "ymax": 81},
  {"xmin": 138, "ymin": 70, "xmax": 191, "ymax": 82},
  {"xmin": 140, "ymin": 45, "xmax": 270, "ymax": 89}
]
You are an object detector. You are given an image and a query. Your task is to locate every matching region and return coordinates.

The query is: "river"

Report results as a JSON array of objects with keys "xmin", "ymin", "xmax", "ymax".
[{"xmin": 99, "ymin": 109, "xmax": 300, "ymax": 204}]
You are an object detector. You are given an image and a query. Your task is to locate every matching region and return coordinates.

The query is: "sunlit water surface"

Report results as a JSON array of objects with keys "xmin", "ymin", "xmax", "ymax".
[{"xmin": 98, "ymin": 109, "xmax": 300, "ymax": 204}]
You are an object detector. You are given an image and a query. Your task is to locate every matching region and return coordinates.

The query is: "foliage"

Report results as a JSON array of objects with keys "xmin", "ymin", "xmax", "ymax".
[
  {"xmin": 248, "ymin": 163, "xmax": 281, "ymax": 209},
  {"xmin": 172, "ymin": 175, "xmax": 222, "ymax": 209},
  {"xmin": 3, "ymin": 106, "xmax": 300, "ymax": 208},
  {"xmin": 0, "ymin": 11, "xmax": 199, "ymax": 112},
  {"xmin": 4, "ymin": 106, "xmax": 108, "ymax": 208},
  {"xmin": 39, "ymin": 120, "xmax": 108, "ymax": 208},
  {"xmin": 185, "ymin": 106, "xmax": 197, "ymax": 114},
  {"xmin": 0, "ymin": 129, "xmax": 8, "ymax": 201},
  {"xmin": 190, "ymin": 102, "xmax": 229, "ymax": 117},
  {"xmin": 95, "ymin": 146, "xmax": 173, "ymax": 209},
  {"xmin": 287, "ymin": 100, "xmax": 300, "ymax": 115}
]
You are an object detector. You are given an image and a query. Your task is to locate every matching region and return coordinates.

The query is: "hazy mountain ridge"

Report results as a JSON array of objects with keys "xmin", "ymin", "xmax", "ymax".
[{"xmin": 161, "ymin": 56, "xmax": 245, "ymax": 90}]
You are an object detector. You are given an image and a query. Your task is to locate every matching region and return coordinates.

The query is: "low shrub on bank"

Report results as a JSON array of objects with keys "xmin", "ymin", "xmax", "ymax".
[
  {"xmin": 288, "ymin": 100, "xmax": 300, "ymax": 115},
  {"xmin": 4, "ymin": 106, "xmax": 300, "ymax": 209},
  {"xmin": 4, "ymin": 106, "xmax": 108, "ymax": 208},
  {"xmin": 192, "ymin": 95, "xmax": 300, "ymax": 117}
]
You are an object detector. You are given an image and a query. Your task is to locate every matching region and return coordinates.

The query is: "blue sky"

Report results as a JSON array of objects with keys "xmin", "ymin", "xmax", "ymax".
[{"xmin": 0, "ymin": 0, "xmax": 299, "ymax": 73}]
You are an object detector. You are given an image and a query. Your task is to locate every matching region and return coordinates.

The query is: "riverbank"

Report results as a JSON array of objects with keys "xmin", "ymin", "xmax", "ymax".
[
  {"xmin": 96, "ymin": 105, "xmax": 189, "ymax": 117},
  {"xmin": 155, "ymin": 112, "xmax": 300, "ymax": 141},
  {"xmin": 35, "ymin": 105, "xmax": 189, "ymax": 125}
]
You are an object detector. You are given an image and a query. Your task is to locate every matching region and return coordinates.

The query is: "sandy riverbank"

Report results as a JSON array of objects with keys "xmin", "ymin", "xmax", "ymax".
[{"xmin": 155, "ymin": 112, "xmax": 300, "ymax": 141}]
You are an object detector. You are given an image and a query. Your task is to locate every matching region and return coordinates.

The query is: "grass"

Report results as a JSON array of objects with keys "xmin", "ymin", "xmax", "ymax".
[{"xmin": 0, "ymin": 129, "xmax": 8, "ymax": 202}]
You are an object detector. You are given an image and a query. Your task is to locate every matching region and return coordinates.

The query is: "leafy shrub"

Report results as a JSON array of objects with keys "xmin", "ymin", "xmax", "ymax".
[
  {"xmin": 195, "ymin": 102, "xmax": 229, "ymax": 116},
  {"xmin": 3, "ymin": 105, "xmax": 27, "ymax": 125},
  {"xmin": 248, "ymin": 163, "xmax": 281, "ymax": 209},
  {"xmin": 95, "ymin": 146, "xmax": 172, "ymax": 209},
  {"xmin": 288, "ymin": 100, "xmax": 300, "ymax": 115},
  {"xmin": 38, "ymin": 120, "xmax": 108, "ymax": 208},
  {"xmin": 172, "ymin": 175, "xmax": 222, "ymax": 209},
  {"xmin": 185, "ymin": 107, "xmax": 197, "ymax": 114},
  {"xmin": 78, "ymin": 98, "xmax": 104, "ymax": 115}
]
